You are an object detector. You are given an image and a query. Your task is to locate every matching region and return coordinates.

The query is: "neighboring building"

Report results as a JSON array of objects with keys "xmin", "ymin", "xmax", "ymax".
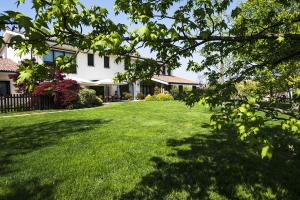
[
  {"xmin": 0, "ymin": 58, "xmax": 18, "ymax": 96},
  {"xmin": 0, "ymin": 30, "xmax": 198, "ymax": 99}
]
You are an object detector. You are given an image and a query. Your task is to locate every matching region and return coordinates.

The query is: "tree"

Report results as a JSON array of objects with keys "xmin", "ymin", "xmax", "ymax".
[{"xmin": 1, "ymin": 0, "xmax": 300, "ymax": 158}]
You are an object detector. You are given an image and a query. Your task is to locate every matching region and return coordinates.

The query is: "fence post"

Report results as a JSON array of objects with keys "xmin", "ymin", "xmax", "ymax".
[{"xmin": 0, "ymin": 96, "xmax": 3, "ymax": 113}]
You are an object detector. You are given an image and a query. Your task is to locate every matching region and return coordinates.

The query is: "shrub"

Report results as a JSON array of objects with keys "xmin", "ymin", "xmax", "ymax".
[
  {"xmin": 170, "ymin": 86, "xmax": 179, "ymax": 99},
  {"xmin": 33, "ymin": 79, "xmax": 79, "ymax": 108},
  {"xmin": 156, "ymin": 93, "xmax": 174, "ymax": 101},
  {"xmin": 124, "ymin": 92, "xmax": 132, "ymax": 100},
  {"xmin": 78, "ymin": 89, "xmax": 97, "ymax": 107},
  {"xmin": 145, "ymin": 95, "xmax": 156, "ymax": 101},
  {"xmin": 95, "ymin": 97, "xmax": 103, "ymax": 106},
  {"xmin": 235, "ymin": 80, "xmax": 258, "ymax": 98},
  {"xmin": 136, "ymin": 93, "xmax": 145, "ymax": 100},
  {"xmin": 154, "ymin": 86, "xmax": 161, "ymax": 95}
]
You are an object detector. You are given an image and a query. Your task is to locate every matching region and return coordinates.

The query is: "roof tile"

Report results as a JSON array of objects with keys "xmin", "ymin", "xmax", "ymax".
[
  {"xmin": 152, "ymin": 75, "xmax": 198, "ymax": 85},
  {"xmin": 0, "ymin": 58, "xmax": 18, "ymax": 72}
]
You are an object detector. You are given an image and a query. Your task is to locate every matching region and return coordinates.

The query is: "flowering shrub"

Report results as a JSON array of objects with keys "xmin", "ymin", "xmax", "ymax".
[
  {"xmin": 33, "ymin": 79, "xmax": 79, "ymax": 108},
  {"xmin": 145, "ymin": 95, "xmax": 156, "ymax": 101},
  {"xmin": 156, "ymin": 93, "xmax": 174, "ymax": 101},
  {"xmin": 145, "ymin": 93, "xmax": 174, "ymax": 101}
]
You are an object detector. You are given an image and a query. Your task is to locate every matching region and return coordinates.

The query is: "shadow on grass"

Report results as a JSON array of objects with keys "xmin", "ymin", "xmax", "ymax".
[
  {"xmin": 119, "ymin": 128, "xmax": 300, "ymax": 199},
  {"xmin": 0, "ymin": 178, "xmax": 60, "ymax": 200},
  {"xmin": 0, "ymin": 119, "xmax": 111, "ymax": 176}
]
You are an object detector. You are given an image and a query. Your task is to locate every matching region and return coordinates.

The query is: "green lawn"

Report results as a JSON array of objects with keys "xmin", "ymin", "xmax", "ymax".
[{"xmin": 0, "ymin": 101, "xmax": 299, "ymax": 200}]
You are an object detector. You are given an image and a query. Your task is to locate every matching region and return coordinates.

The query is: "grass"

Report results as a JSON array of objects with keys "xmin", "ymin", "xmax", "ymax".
[{"xmin": 0, "ymin": 101, "xmax": 299, "ymax": 200}]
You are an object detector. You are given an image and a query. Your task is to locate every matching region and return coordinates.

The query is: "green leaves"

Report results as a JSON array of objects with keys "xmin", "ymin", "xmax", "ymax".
[
  {"xmin": 261, "ymin": 145, "xmax": 272, "ymax": 159},
  {"xmin": 282, "ymin": 118, "xmax": 300, "ymax": 134},
  {"xmin": 276, "ymin": 36, "xmax": 285, "ymax": 43},
  {"xmin": 201, "ymin": 30, "xmax": 211, "ymax": 40},
  {"xmin": 138, "ymin": 25, "xmax": 150, "ymax": 37},
  {"xmin": 17, "ymin": 70, "xmax": 32, "ymax": 83}
]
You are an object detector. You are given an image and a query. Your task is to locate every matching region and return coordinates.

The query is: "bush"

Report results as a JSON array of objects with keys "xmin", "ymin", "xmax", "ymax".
[
  {"xmin": 95, "ymin": 97, "xmax": 103, "ymax": 105},
  {"xmin": 145, "ymin": 93, "xmax": 174, "ymax": 101},
  {"xmin": 124, "ymin": 92, "xmax": 132, "ymax": 100},
  {"xmin": 154, "ymin": 86, "xmax": 161, "ymax": 95},
  {"xmin": 136, "ymin": 93, "xmax": 145, "ymax": 100},
  {"xmin": 78, "ymin": 89, "xmax": 97, "ymax": 107},
  {"xmin": 67, "ymin": 89, "xmax": 103, "ymax": 109},
  {"xmin": 33, "ymin": 79, "xmax": 79, "ymax": 108},
  {"xmin": 235, "ymin": 80, "xmax": 258, "ymax": 98},
  {"xmin": 156, "ymin": 93, "xmax": 174, "ymax": 101},
  {"xmin": 170, "ymin": 86, "xmax": 179, "ymax": 99},
  {"xmin": 145, "ymin": 95, "xmax": 156, "ymax": 101}
]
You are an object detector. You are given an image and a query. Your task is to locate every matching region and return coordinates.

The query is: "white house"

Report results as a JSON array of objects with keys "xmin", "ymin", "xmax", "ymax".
[{"xmin": 0, "ymin": 30, "xmax": 198, "ymax": 99}]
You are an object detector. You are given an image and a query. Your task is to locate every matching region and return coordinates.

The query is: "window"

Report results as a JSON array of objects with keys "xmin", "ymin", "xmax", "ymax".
[
  {"xmin": 162, "ymin": 66, "xmax": 166, "ymax": 75},
  {"xmin": 104, "ymin": 56, "xmax": 110, "ymax": 68},
  {"xmin": 167, "ymin": 68, "xmax": 172, "ymax": 76},
  {"xmin": 88, "ymin": 54, "xmax": 94, "ymax": 66},
  {"xmin": 43, "ymin": 51, "xmax": 54, "ymax": 64},
  {"xmin": 0, "ymin": 81, "xmax": 10, "ymax": 96},
  {"xmin": 43, "ymin": 50, "xmax": 76, "ymax": 73},
  {"xmin": 43, "ymin": 50, "xmax": 75, "ymax": 64},
  {"xmin": 54, "ymin": 50, "xmax": 64, "ymax": 59}
]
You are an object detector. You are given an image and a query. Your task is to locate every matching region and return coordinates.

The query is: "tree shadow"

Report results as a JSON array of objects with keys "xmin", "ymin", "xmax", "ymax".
[
  {"xmin": 0, "ymin": 119, "xmax": 111, "ymax": 176},
  {"xmin": 0, "ymin": 178, "xmax": 60, "ymax": 200},
  {"xmin": 119, "ymin": 127, "xmax": 300, "ymax": 199}
]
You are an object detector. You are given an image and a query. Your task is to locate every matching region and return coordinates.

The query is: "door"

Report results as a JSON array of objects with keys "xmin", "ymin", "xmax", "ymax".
[
  {"xmin": 119, "ymin": 84, "xmax": 129, "ymax": 99},
  {"xmin": 89, "ymin": 86, "xmax": 104, "ymax": 96},
  {"xmin": 0, "ymin": 81, "xmax": 10, "ymax": 96}
]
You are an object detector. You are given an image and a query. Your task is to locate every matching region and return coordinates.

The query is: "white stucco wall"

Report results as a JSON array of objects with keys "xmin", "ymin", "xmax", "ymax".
[
  {"xmin": 0, "ymin": 72, "xmax": 18, "ymax": 94},
  {"xmin": 5, "ymin": 46, "xmax": 32, "ymax": 63},
  {"xmin": 72, "ymin": 53, "xmax": 125, "ymax": 81}
]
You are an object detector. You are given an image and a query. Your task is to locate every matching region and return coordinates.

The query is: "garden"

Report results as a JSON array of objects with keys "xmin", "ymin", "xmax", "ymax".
[
  {"xmin": 1, "ymin": 0, "xmax": 300, "ymax": 199},
  {"xmin": 1, "ymin": 101, "xmax": 300, "ymax": 200}
]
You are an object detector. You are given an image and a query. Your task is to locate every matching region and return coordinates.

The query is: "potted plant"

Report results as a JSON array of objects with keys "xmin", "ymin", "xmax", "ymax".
[
  {"xmin": 136, "ymin": 93, "xmax": 145, "ymax": 100},
  {"xmin": 124, "ymin": 92, "xmax": 132, "ymax": 101}
]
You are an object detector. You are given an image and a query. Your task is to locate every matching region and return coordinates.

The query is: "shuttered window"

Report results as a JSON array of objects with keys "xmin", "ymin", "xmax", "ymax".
[
  {"xmin": 104, "ymin": 56, "xmax": 110, "ymax": 68},
  {"xmin": 88, "ymin": 54, "xmax": 94, "ymax": 66}
]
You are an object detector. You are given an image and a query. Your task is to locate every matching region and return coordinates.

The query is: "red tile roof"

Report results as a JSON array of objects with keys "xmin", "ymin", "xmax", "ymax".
[
  {"xmin": 152, "ymin": 75, "xmax": 198, "ymax": 85},
  {"xmin": 0, "ymin": 58, "xmax": 18, "ymax": 72}
]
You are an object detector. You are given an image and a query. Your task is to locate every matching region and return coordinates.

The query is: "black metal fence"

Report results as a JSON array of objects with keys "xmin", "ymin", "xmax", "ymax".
[{"xmin": 0, "ymin": 94, "xmax": 54, "ymax": 113}]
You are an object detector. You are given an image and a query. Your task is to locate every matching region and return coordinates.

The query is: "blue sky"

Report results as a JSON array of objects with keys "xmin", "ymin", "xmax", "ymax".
[{"xmin": 0, "ymin": 0, "xmax": 241, "ymax": 82}]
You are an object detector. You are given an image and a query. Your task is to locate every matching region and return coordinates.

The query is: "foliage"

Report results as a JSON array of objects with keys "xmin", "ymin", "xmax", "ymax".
[
  {"xmin": 145, "ymin": 95, "xmax": 156, "ymax": 101},
  {"xmin": 154, "ymin": 86, "xmax": 161, "ymax": 95},
  {"xmin": 95, "ymin": 97, "xmax": 103, "ymax": 105},
  {"xmin": 145, "ymin": 94, "xmax": 174, "ymax": 101},
  {"xmin": 68, "ymin": 89, "xmax": 103, "ymax": 109},
  {"xmin": 8, "ymin": 59, "xmax": 62, "ymax": 92},
  {"xmin": 156, "ymin": 93, "xmax": 174, "ymax": 101},
  {"xmin": 33, "ymin": 79, "xmax": 79, "ymax": 108},
  {"xmin": 235, "ymin": 80, "xmax": 258, "ymax": 99},
  {"xmin": 124, "ymin": 92, "xmax": 132, "ymax": 100},
  {"xmin": 78, "ymin": 89, "xmax": 97, "ymax": 107},
  {"xmin": 136, "ymin": 93, "xmax": 144, "ymax": 100},
  {"xmin": 8, "ymin": 58, "xmax": 76, "ymax": 92},
  {"xmin": 170, "ymin": 86, "xmax": 179, "ymax": 99},
  {"xmin": 2, "ymin": 0, "xmax": 300, "ymax": 158}
]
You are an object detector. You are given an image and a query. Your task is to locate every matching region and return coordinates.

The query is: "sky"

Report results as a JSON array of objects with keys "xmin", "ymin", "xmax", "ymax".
[{"xmin": 0, "ymin": 0, "xmax": 241, "ymax": 82}]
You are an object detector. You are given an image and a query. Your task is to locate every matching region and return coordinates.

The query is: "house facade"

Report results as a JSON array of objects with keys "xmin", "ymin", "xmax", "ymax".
[{"xmin": 0, "ymin": 30, "xmax": 198, "ymax": 99}]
